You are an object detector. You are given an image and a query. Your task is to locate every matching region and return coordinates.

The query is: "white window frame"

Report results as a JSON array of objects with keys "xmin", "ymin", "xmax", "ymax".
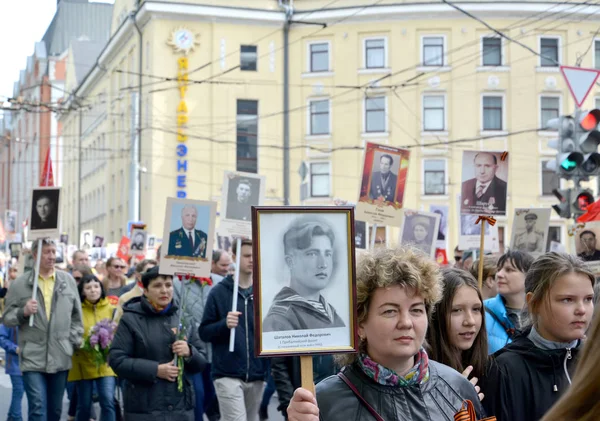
[
  {"xmin": 480, "ymin": 35, "xmax": 504, "ymax": 67},
  {"xmin": 593, "ymin": 38, "xmax": 600, "ymax": 69},
  {"xmin": 420, "ymin": 35, "xmax": 448, "ymax": 67},
  {"xmin": 363, "ymin": 95, "xmax": 388, "ymax": 134},
  {"xmin": 308, "ymin": 161, "xmax": 332, "ymax": 199},
  {"xmin": 421, "ymin": 158, "xmax": 448, "ymax": 197},
  {"xmin": 362, "ymin": 36, "xmax": 388, "ymax": 70},
  {"xmin": 540, "ymin": 158, "xmax": 560, "ymax": 197},
  {"xmin": 306, "ymin": 97, "xmax": 331, "ymax": 139},
  {"xmin": 306, "ymin": 40, "xmax": 332, "ymax": 74},
  {"xmin": 538, "ymin": 94, "xmax": 562, "ymax": 135},
  {"xmin": 538, "ymin": 35, "xmax": 561, "ymax": 69},
  {"xmin": 240, "ymin": 44, "xmax": 258, "ymax": 72},
  {"xmin": 421, "ymin": 93, "xmax": 447, "ymax": 133},
  {"xmin": 480, "ymin": 93, "xmax": 507, "ymax": 134}
]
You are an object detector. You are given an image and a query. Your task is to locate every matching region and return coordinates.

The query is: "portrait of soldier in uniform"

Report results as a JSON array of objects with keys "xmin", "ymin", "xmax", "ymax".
[
  {"xmin": 369, "ymin": 154, "xmax": 398, "ymax": 202},
  {"xmin": 168, "ymin": 205, "xmax": 208, "ymax": 258},
  {"xmin": 513, "ymin": 213, "xmax": 544, "ymax": 254},
  {"xmin": 263, "ymin": 218, "xmax": 346, "ymax": 332}
]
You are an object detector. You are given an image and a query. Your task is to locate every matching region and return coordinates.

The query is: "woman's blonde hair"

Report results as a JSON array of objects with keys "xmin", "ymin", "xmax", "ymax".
[
  {"xmin": 524, "ymin": 252, "xmax": 595, "ymax": 328},
  {"xmin": 540, "ymin": 312, "xmax": 600, "ymax": 421},
  {"xmin": 336, "ymin": 246, "xmax": 443, "ymax": 366}
]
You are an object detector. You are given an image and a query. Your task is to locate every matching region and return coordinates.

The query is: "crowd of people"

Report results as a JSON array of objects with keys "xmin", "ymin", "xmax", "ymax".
[{"xmin": 0, "ymin": 239, "xmax": 600, "ymax": 421}]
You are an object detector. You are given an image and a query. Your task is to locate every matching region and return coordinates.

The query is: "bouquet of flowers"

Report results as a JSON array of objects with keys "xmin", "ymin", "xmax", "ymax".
[{"xmin": 82, "ymin": 318, "xmax": 118, "ymax": 368}]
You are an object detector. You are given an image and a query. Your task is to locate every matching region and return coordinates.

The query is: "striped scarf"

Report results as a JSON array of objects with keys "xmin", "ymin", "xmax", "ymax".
[{"xmin": 358, "ymin": 348, "xmax": 430, "ymax": 387}]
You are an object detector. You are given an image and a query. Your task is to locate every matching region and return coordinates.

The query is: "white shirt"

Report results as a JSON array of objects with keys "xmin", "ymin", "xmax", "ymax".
[{"xmin": 475, "ymin": 180, "xmax": 491, "ymax": 195}]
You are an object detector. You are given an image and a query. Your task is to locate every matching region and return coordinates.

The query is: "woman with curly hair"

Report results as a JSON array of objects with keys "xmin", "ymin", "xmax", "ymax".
[{"xmin": 287, "ymin": 247, "xmax": 483, "ymax": 421}]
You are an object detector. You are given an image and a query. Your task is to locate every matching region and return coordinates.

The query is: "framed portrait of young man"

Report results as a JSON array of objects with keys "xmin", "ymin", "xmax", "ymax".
[
  {"xmin": 356, "ymin": 141, "xmax": 410, "ymax": 227},
  {"xmin": 80, "ymin": 230, "xmax": 93, "ymax": 250},
  {"xmin": 252, "ymin": 206, "xmax": 358, "ymax": 357},
  {"xmin": 129, "ymin": 229, "xmax": 147, "ymax": 255},
  {"xmin": 571, "ymin": 221, "xmax": 600, "ymax": 274},
  {"xmin": 398, "ymin": 209, "xmax": 440, "ymax": 259},
  {"xmin": 219, "ymin": 171, "xmax": 266, "ymax": 238},
  {"xmin": 29, "ymin": 187, "xmax": 61, "ymax": 239},
  {"xmin": 160, "ymin": 197, "xmax": 217, "ymax": 277}
]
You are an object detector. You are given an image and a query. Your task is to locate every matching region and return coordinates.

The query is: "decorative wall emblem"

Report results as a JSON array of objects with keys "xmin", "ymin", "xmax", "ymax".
[{"xmin": 167, "ymin": 28, "xmax": 200, "ymax": 55}]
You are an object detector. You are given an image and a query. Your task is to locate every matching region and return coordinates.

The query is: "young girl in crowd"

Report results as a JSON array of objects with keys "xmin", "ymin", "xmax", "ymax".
[
  {"xmin": 482, "ymin": 252, "xmax": 595, "ymax": 421},
  {"xmin": 427, "ymin": 268, "xmax": 488, "ymax": 387},
  {"xmin": 541, "ymin": 301, "xmax": 600, "ymax": 421},
  {"xmin": 287, "ymin": 247, "xmax": 483, "ymax": 421},
  {"xmin": 485, "ymin": 250, "xmax": 534, "ymax": 354},
  {"xmin": 68, "ymin": 275, "xmax": 117, "ymax": 421}
]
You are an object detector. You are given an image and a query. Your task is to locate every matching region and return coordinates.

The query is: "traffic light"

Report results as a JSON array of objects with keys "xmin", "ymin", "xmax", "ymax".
[
  {"xmin": 571, "ymin": 187, "xmax": 595, "ymax": 219},
  {"xmin": 546, "ymin": 116, "xmax": 578, "ymax": 177},
  {"xmin": 551, "ymin": 188, "xmax": 571, "ymax": 219},
  {"xmin": 577, "ymin": 109, "xmax": 600, "ymax": 177}
]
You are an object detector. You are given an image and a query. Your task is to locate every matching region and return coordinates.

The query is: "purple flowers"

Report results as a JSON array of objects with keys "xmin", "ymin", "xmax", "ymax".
[{"xmin": 82, "ymin": 318, "xmax": 117, "ymax": 368}]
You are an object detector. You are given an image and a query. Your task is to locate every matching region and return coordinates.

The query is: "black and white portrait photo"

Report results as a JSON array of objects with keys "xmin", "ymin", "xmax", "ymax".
[
  {"xmin": 354, "ymin": 220, "xmax": 367, "ymax": 249},
  {"xmin": 93, "ymin": 235, "xmax": 104, "ymax": 248},
  {"xmin": 80, "ymin": 230, "xmax": 93, "ymax": 250},
  {"xmin": 9, "ymin": 242, "xmax": 22, "ymax": 258},
  {"xmin": 220, "ymin": 171, "xmax": 266, "ymax": 238},
  {"xmin": 573, "ymin": 222, "xmax": 600, "ymax": 263},
  {"xmin": 460, "ymin": 150, "xmax": 509, "ymax": 216},
  {"xmin": 398, "ymin": 210, "xmax": 440, "ymax": 259},
  {"xmin": 147, "ymin": 235, "xmax": 156, "ymax": 248},
  {"xmin": 368, "ymin": 151, "xmax": 399, "ymax": 203},
  {"xmin": 160, "ymin": 198, "xmax": 217, "ymax": 278},
  {"xmin": 429, "ymin": 205, "xmax": 448, "ymax": 247},
  {"xmin": 59, "ymin": 233, "xmax": 69, "ymax": 244},
  {"xmin": 5, "ymin": 210, "xmax": 17, "ymax": 234},
  {"xmin": 254, "ymin": 207, "xmax": 357, "ymax": 357},
  {"xmin": 130, "ymin": 229, "xmax": 146, "ymax": 254},
  {"xmin": 510, "ymin": 208, "xmax": 550, "ymax": 256},
  {"xmin": 29, "ymin": 187, "xmax": 61, "ymax": 238}
]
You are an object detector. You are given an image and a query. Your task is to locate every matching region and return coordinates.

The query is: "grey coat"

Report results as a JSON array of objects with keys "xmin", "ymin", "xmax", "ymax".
[{"xmin": 2, "ymin": 270, "xmax": 83, "ymax": 373}]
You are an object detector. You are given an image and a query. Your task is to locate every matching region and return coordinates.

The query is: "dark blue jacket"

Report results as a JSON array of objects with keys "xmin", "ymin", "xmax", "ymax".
[
  {"xmin": 199, "ymin": 275, "xmax": 266, "ymax": 382},
  {"xmin": 0, "ymin": 324, "xmax": 21, "ymax": 376}
]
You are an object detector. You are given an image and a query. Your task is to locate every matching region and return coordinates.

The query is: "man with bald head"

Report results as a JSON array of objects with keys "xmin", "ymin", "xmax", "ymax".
[
  {"xmin": 71, "ymin": 250, "xmax": 90, "ymax": 267},
  {"xmin": 461, "ymin": 152, "xmax": 507, "ymax": 214},
  {"xmin": 168, "ymin": 205, "xmax": 208, "ymax": 258}
]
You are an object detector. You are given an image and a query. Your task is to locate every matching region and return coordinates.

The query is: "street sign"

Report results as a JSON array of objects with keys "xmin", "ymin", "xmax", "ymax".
[{"xmin": 560, "ymin": 66, "xmax": 600, "ymax": 108}]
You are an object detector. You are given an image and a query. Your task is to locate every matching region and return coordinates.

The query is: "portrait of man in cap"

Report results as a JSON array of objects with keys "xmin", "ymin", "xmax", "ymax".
[
  {"xmin": 263, "ymin": 217, "xmax": 346, "ymax": 332},
  {"xmin": 168, "ymin": 205, "xmax": 208, "ymax": 258},
  {"xmin": 513, "ymin": 213, "xmax": 545, "ymax": 254}
]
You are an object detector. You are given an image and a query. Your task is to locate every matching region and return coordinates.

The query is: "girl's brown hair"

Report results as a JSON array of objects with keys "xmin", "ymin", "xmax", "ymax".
[
  {"xmin": 427, "ymin": 268, "xmax": 488, "ymax": 378},
  {"xmin": 469, "ymin": 256, "xmax": 498, "ymax": 283},
  {"xmin": 336, "ymin": 246, "xmax": 443, "ymax": 366},
  {"xmin": 524, "ymin": 252, "xmax": 595, "ymax": 329},
  {"xmin": 540, "ymin": 312, "xmax": 600, "ymax": 421}
]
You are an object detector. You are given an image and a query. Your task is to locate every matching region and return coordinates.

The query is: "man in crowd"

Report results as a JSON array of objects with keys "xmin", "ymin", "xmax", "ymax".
[
  {"xmin": 114, "ymin": 259, "xmax": 156, "ymax": 323},
  {"xmin": 2, "ymin": 238, "xmax": 83, "ymax": 421},
  {"xmin": 71, "ymin": 250, "xmax": 90, "ymax": 267},
  {"xmin": 200, "ymin": 240, "xmax": 267, "ymax": 421},
  {"xmin": 211, "ymin": 250, "xmax": 232, "ymax": 280}
]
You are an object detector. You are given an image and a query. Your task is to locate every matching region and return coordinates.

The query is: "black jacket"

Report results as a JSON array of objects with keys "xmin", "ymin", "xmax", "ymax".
[
  {"xmin": 315, "ymin": 361, "xmax": 484, "ymax": 421},
  {"xmin": 199, "ymin": 275, "xmax": 267, "ymax": 382},
  {"xmin": 109, "ymin": 296, "xmax": 207, "ymax": 421},
  {"xmin": 481, "ymin": 332, "xmax": 581, "ymax": 421},
  {"xmin": 271, "ymin": 355, "xmax": 337, "ymax": 418}
]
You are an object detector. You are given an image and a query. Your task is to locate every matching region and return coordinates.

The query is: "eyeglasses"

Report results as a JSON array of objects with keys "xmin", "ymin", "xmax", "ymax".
[{"xmin": 113, "ymin": 265, "xmax": 127, "ymax": 269}]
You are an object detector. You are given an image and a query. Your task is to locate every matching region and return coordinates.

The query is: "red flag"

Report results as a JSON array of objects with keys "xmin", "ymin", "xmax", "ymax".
[
  {"xmin": 117, "ymin": 236, "xmax": 131, "ymax": 261},
  {"xmin": 40, "ymin": 148, "xmax": 54, "ymax": 187},
  {"xmin": 435, "ymin": 248, "xmax": 449, "ymax": 266},
  {"xmin": 577, "ymin": 198, "xmax": 600, "ymax": 223}
]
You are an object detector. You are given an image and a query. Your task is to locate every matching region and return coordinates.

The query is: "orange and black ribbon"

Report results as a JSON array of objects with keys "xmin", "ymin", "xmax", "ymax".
[
  {"xmin": 475, "ymin": 215, "xmax": 497, "ymax": 226},
  {"xmin": 500, "ymin": 151, "xmax": 508, "ymax": 161},
  {"xmin": 454, "ymin": 400, "xmax": 497, "ymax": 421}
]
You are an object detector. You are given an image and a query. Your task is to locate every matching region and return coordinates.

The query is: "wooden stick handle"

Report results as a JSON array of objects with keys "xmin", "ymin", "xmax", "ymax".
[
  {"xmin": 300, "ymin": 355, "xmax": 315, "ymax": 394},
  {"xmin": 478, "ymin": 220, "xmax": 486, "ymax": 290}
]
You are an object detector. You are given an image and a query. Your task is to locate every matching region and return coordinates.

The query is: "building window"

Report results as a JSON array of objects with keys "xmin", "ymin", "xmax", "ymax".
[
  {"xmin": 541, "ymin": 160, "xmax": 559, "ymax": 196},
  {"xmin": 240, "ymin": 45, "xmax": 257, "ymax": 71},
  {"xmin": 540, "ymin": 38, "xmax": 559, "ymax": 67},
  {"xmin": 482, "ymin": 37, "xmax": 501, "ymax": 66},
  {"xmin": 423, "ymin": 95, "xmax": 445, "ymax": 131},
  {"xmin": 365, "ymin": 96, "xmax": 386, "ymax": 133},
  {"xmin": 546, "ymin": 226, "xmax": 562, "ymax": 252},
  {"xmin": 595, "ymin": 40, "xmax": 600, "ymax": 69},
  {"xmin": 365, "ymin": 38, "xmax": 385, "ymax": 68},
  {"xmin": 236, "ymin": 99, "xmax": 258, "ymax": 173},
  {"xmin": 422, "ymin": 36, "xmax": 444, "ymax": 66},
  {"xmin": 498, "ymin": 226, "xmax": 506, "ymax": 254},
  {"xmin": 423, "ymin": 159, "xmax": 446, "ymax": 195},
  {"xmin": 310, "ymin": 162, "xmax": 330, "ymax": 197},
  {"xmin": 482, "ymin": 96, "xmax": 503, "ymax": 131},
  {"xmin": 596, "ymin": 97, "xmax": 600, "ymax": 110},
  {"xmin": 309, "ymin": 99, "xmax": 330, "ymax": 135},
  {"xmin": 310, "ymin": 42, "xmax": 329, "ymax": 72},
  {"xmin": 541, "ymin": 97, "xmax": 560, "ymax": 128}
]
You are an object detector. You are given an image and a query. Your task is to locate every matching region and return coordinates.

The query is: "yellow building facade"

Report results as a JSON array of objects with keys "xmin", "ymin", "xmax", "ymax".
[{"xmin": 59, "ymin": 0, "xmax": 600, "ymax": 253}]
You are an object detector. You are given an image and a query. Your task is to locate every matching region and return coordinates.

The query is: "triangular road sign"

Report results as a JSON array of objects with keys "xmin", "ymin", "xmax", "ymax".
[{"xmin": 560, "ymin": 66, "xmax": 600, "ymax": 108}]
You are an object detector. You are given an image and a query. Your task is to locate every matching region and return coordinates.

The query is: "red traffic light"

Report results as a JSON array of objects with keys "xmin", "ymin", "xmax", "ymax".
[
  {"xmin": 576, "ymin": 192, "xmax": 594, "ymax": 211},
  {"xmin": 580, "ymin": 109, "xmax": 600, "ymax": 131}
]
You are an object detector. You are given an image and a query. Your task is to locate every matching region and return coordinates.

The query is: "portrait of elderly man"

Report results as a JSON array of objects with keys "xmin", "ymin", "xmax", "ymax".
[
  {"xmin": 513, "ymin": 213, "xmax": 545, "ymax": 254},
  {"xmin": 226, "ymin": 178, "xmax": 257, "ymax": 221},
  {"xmin": 168, "ymin": 205, "xmax": 208, "ymax": 258},
  {"xmin": 461, "ymin": 152, "xmax": 507, "ymax": 214},
  {"xmin": 263, "ymin": 218, "xmax": 346, "ymax": 332},
  {"xmin": 368, "ymin": 154, "xmax": 398, "ymax": 202}
]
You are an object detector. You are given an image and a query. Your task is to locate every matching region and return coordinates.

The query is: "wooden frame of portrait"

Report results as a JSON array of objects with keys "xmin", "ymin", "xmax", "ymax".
[
  {"xmin": 252, "ymin": 206, "xmax": 358, "ymax": 358},
  {"xmin": 29, "ymin": 187, "xmax": 61, "ymax": 240},
  {"xmin": 160, "ymin": 197, "xmax": 217, "ymax": 278}
]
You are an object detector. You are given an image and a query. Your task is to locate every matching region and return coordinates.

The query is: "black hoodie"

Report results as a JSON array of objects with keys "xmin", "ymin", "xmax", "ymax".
[{"xmin": 481, "ymin": 329, "xmax": 581, "ymax": 421}]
